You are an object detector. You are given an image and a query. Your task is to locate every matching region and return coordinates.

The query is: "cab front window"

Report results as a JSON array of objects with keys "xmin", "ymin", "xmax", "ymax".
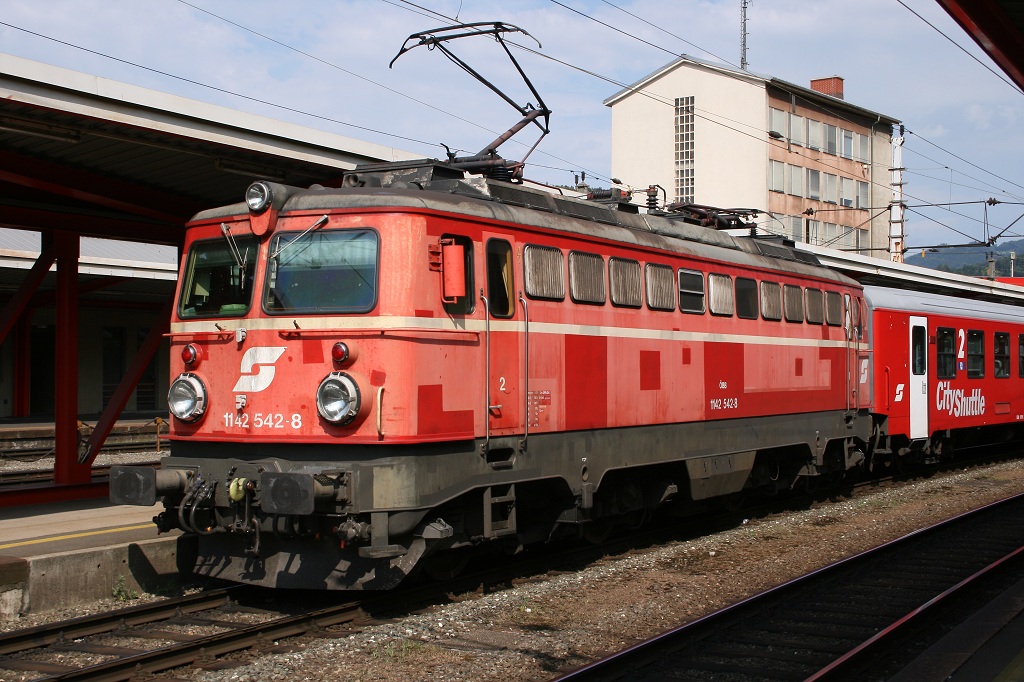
[
  {"xmin": 264, "ymin": 228, "xmax": 379, "ymax": 314},
  {"xmin": 178, "ymin": 235, "xmax": 257, "ymax": 318}
]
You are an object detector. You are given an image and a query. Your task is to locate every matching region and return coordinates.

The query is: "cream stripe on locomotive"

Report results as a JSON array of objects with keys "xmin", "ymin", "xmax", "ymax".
[{"xmin": 170, "ymin": 316, "xmax": 854, "ymax": 349}]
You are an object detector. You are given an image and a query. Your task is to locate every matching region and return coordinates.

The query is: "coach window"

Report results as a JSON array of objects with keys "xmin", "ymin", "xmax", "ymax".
[
  {"xmin": 967, "ymin": 330, "xmax": 985, "ymax": 378},
  {"xmin": 678, "ymin": 269, "xmax": 706, "ymax": 313},
  {"xmin": 442, "ymin": 234, "xmax": 475, "ymax": 315},
  {"xmin": 761, "ymin": 282, "xmax": 782, "ymax": 321},
  {"xmin": 995, "ymin": 332, "xmax": 1010, "ymax": 378},
  {"xmin": 805, "ymin": 288, "xmax": 824, "ymax": 325},
  {"xmin": 735, "ymin": 277, "xmax": 759, "ymax": 319},
  {"xmin": 486, "ymin": 239, "xmax": 515, "ymax": 318},
  {"xmin": 610, "ymin": 258, "xmax": 642, "ymax": 308},
  {"xmin": 523, "ymin": 244, "xmax": 565, "ymax": 301},
  {"xmin": 569, "ymin": 251, "xmax": 606, "ymax": 304},
  {"xmin": 936, "ymin": 327, "xmax": 956, "ymax": 379},
  {"xmin": 645, "ymin": 264, "xmax": 676, "ymax": 311},
  {"xmin": 1019, "ymin": 334, "xmax": 1024, "ymax": 378},
  {"xmin": 912, "ymin": 326, "xmax": 926, "ymax": 376},
  {"xmin": 783, "ymin": 285, "xmax": 803, "ymax": 323},
  {"xmin": 708, "ymin": 273, "xmax": 734, "ymax": 316}
]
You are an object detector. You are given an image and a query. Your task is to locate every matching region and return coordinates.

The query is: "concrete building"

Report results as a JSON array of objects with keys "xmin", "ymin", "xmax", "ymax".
[{"xmin": 605, "ymin": 56, "xmax": 901, "ymax": 257}]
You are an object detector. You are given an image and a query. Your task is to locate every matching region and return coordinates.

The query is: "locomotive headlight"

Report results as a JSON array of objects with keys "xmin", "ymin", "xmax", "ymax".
[
  {"xmin": 168, "ymin": 373, "xmax": 208, "ymax": 422},
  {"xmin": 316, "ymin": 372, "xmax": 361, "ymax": 424},
  {"xmin": 245, "ymin": 181, "xmax": 272, "ymax": 213}
]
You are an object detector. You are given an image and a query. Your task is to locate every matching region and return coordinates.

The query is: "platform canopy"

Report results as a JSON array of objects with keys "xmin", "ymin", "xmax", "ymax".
[
  {"xmin": 0, "ymin": 53, "xmax": 417, "ymax": 245},
  {"xmin": 937, "ymin": 1, "xmax": 1024, "ymax": 93},
  {"xmin": 0, "ymin": 54, "xmax": 417, "ymax": 502}
]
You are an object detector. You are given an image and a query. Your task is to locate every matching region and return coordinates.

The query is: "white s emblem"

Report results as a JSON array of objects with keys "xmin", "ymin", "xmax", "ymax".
[
  {"xmin": 895, "ymin": 383, "xmax": 905, "ymax": 402},
  {"xmin": 232, "ymin": 347, "xmax": 287, "ymax": 392}
]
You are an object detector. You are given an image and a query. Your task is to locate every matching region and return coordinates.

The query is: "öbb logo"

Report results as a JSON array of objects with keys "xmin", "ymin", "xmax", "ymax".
[
  {"xmin": 935, "ymin": 381, "xmax": 985, "ymax": 417},
  {"xmin": 232, "ymin": 347, "xmax": 287, "ymax": 393}
]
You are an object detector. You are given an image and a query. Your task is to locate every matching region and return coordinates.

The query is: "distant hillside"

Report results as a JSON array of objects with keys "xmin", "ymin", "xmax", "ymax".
[{"xmin": 904, "ymin": 238, "xmax": 1024, "ymax": 278}]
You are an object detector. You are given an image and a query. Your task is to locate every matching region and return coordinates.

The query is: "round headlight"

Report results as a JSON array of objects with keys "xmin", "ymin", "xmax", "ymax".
[
  {"xmin": 245, "ymin": 181, "xmax": 272, "ymax": 213},
  {"xmin": 168, "ymin": 373, "xmax": 208, "ymax": 422},
  {"xmin": 316, "ymin": 372, "xmax": 361, "ymax": 424}
]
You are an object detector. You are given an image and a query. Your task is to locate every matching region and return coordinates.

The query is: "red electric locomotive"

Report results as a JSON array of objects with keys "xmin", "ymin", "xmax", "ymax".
[{"xmin": 111, "ymin": 163, "xmax": 874, "ymax": 589}]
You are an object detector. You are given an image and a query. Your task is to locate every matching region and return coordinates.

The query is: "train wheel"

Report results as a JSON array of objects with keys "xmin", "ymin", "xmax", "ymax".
[
  {"xmin": 421, "ymin": 551, "xmax": 470, "ymax": 581},
  {"xmin": 580, "ymin": 520, "xmax": 611, "ymax": 544}
]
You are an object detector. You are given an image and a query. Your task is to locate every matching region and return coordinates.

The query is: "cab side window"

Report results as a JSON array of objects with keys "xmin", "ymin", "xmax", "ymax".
[{"xmin": 486, "ymin": 239, "xmax": 515, "ymax": 318}]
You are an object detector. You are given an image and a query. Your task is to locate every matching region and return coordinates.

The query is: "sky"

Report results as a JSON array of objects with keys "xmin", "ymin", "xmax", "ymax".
[{"xmin": 1, "ymin": 0, "xmax": 1022, "ymax": 252}]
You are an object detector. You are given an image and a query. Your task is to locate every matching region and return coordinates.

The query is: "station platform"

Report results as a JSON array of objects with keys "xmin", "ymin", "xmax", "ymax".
[{"xmin": 0, "ymin": 497, "xmax": 194, "ymax": 619}]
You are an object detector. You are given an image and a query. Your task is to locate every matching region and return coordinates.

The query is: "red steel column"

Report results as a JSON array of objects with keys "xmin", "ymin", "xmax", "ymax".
[
  {"xmin": 53, "ymin": 231, "xmax": 88, "ymax": 485},
  {"xmin": 13, "ymin": 317, "xmax": 31, "ymax": 417}
]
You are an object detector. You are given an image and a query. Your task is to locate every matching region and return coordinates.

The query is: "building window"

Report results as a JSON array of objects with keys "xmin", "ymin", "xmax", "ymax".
[
  {"xmin": 674, "ymin": 96, "xmax": 695, "ymax": 204},
  {"xmin": 788, "ymin": 215, "xmax": 803, "ymax": 241},
  {"xmin": 807, "ymin": 169, "xmax": 821, "ymax": 200},
  {"xmin": 823, "ymin": 173, "xmax": 838, "ymax": 204},
  {"xmin": 858, "ymin": 134, "xmax": 870, "ymax": 162},
  {"xmin": 807, "ymin": 120, "xmax": 821, "ymax": 150},
  {"xmin": 790, "ymin": 114, "xmax": 804, "ymax": 146},
  {"xmin": 840, "ymin": 129, "xmax": 854, "ymax": 159},
  {"xmin": 788, "ymin": 165, "xmax": 803, "ymax": 197},
  {"xmin": 807, "ymin": 219, "xmax": 821, "ymax": 244},
  {"xmin": 824, "ymin": 124, "xmax": 838, "ymax": 155},
  {"xmin": 769, "ymin": 107, "xmax": 787, "ymax": 138},
  {"xmin": 840, "ymin": 177, "xmax": 854, "ymax": 207},
  {"xmin": 769, "ymin": 160, "xmax": 785, "ymax": 193},
  {"xmin": 856, "ymin": 181, "xmax": 869, "ymax": 209}
]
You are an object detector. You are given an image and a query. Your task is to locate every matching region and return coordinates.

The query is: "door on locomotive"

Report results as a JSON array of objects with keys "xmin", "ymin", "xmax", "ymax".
[
  {"xmin": 481, "ymin": 237, "xmax": 521, "ymax": 447},
  {"xmin": 909, "ymin": 316, "xmax": 928, "ymax": 439}
]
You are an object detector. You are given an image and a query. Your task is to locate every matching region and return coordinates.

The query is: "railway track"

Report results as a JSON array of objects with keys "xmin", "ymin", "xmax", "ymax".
[
  {"xmin": 0, "ymin": 585, "xmax": 375, "ymax": 681},
  {"xmin": 552, "ymin": 492, "xmax": 1024, "ymax": 681},
  {"xmin": 0, "ymin": 462, "xmax": 159, "ymax": 487}
]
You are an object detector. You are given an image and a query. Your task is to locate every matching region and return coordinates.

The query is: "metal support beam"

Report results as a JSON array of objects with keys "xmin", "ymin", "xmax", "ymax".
[
  {"xmin": 81, "ymin": 295, "xmax": 174, "ymax": 466},
  {"xmin": 0, "ymin": 148, "xmax": 200, "ymax": 226},
  {"xmin": 53, "ymin": 231, "xmax": 89, "ymax": 486},
  {"xmin": 0, "ymin": 231, "xmax": 54, "ymax": 344},
  {"xmin": 13, "ymin": 317, "xmax": 30, "ymax": 417}
]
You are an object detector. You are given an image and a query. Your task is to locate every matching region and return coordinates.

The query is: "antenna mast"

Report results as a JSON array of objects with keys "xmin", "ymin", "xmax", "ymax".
[{"xmin": 740, "ymin": 0, "xmax": 751, "ymax": 70}]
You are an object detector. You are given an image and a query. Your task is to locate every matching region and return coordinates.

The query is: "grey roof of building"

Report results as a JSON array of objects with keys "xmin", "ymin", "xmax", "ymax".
[{"xmin": 603, "ymin": 53, "xmax": 900, "ymax": 126}]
